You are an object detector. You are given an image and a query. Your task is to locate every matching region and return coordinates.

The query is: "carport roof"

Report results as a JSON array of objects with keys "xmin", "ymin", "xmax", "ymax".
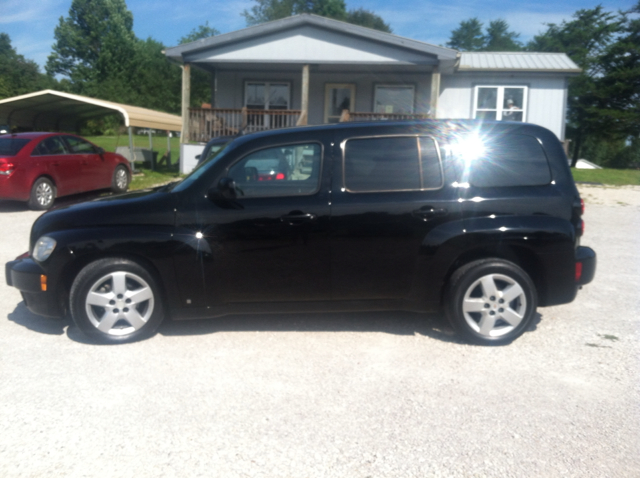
[{"xmin": 0, "ymin": 90, "xmax": 182, "ymax": 132}]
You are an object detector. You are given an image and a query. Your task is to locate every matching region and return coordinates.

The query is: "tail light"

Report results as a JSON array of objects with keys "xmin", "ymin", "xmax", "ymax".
[
  {"xmin": 574, "ymin": 198, "xmax": 585, "ymax": 237},
  {"xmin": 0, "ymin": 160, "xmax": 15, "ymax": 175},
  {"xmin": 275, "ymin": 172, "xmax": 285, "ymax": 180}
]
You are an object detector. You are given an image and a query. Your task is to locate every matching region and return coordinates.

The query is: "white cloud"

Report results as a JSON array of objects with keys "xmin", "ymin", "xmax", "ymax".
[{"xmin": 0, "ymin": 0, "xmax": 64, "ymax": 24}]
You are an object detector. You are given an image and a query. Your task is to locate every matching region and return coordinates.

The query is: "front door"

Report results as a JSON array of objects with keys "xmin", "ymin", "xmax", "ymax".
[
  {"xmin": 325, "ymin": 84, "xmax": 355, "ymax": 123},
  {"xmin": 174, "ymin": 139, "xmax": 331, "ymax": 308}
]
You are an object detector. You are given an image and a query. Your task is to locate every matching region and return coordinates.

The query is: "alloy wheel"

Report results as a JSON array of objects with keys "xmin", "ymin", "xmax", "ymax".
[
  {"xmin": 84, "ymin": 271, "xmax": 155, "ymax": 336},
  {"xmin": 461, "ymin": 273, "xmax": 527, "ymax": 338}
]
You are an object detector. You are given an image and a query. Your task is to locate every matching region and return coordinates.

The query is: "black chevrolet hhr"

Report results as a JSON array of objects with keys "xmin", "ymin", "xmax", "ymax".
[{"xmin": 6, "ymin": 120, "xmax": 596, "ymax": 345}]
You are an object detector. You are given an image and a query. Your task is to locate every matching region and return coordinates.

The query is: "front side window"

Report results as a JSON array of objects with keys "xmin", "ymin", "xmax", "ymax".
[
  {"xmin": 245, "ymin": 82, "xmax": 290, "ymax": 110},
  {"xmin": 374, "ymin": 85, "xmax": 415, "ymax": 114},
  {"xmin": 343, "ymin": 136, "xmax": 443, "ymax": 192},
  {"xmin": 227, "ymin": 143, "xmax": 322, "ymax": 198},
  {"xmin": 63, "ymin": 136, "xmax": 97, "ymax": 154},
  {"xmin": 474, "ymin": 86, "xmax": 527, "ymax": 122}
]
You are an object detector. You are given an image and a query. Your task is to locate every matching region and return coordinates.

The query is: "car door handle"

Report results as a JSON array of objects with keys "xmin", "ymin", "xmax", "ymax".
[
  {"xmin": 412, "ymin": 207, "xmax": 448, "ymax": 220},
  {"xmin": 280, "ymin": 212, "xmax": 316, "ymax": 225}
]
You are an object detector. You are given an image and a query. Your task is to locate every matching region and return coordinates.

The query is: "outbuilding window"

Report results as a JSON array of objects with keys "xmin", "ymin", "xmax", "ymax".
[{"xmin": 473, "ymin": 86, "xmax": 528, "ymax": 122}]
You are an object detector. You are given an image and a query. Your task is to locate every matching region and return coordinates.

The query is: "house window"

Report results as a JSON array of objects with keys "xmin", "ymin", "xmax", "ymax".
[
  {"xmin": 474, "ymin": 86, "xmax": 527, "ymax": 122},
  {"xmin": 374, "ymin": 85, "xmax": 415, "ymax": 114},
  {"xmin": 245, "ymin": 82, "xmax": 290, "ymax": 110}
]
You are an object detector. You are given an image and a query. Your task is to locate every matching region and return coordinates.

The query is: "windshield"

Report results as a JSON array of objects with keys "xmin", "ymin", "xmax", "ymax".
[
  {"xmin": 0, "ymin": 138, "xmax": 30, "ymax": 156},
  {"xmin": 170, "ymin": 140, "xmax": 233, "ymax": 192}
]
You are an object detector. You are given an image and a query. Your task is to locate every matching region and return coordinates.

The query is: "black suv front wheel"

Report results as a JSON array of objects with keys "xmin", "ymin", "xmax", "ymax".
[
  {"xmin": 70, "ymin": 258, "xmax": 164, "ymax": 344},
  {"xmin": 445, "ymin": 259, "xmax": 538, "ymax": 346}
]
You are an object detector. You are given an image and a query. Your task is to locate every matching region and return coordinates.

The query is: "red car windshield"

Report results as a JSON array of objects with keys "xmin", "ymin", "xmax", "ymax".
[{"xmin": 0, "ymin": 138, "xmax": 30, "ymax": 156}]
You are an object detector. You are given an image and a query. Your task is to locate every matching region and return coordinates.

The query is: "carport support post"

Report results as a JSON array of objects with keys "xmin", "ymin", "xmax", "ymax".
[
  {"xmin": 148, "ymin": 130, "xmax": 154, "ymax": 171},
  {"xmin": 127, "ymin": 126, "xmax": 135, "ymax": 172},
  {"xmin": 167, "ymin": 132, "xmax": 171, "ymax": 167},
  {"xmin": 181, "ymin": 63, "xmax": 191, "ymax": 144}
]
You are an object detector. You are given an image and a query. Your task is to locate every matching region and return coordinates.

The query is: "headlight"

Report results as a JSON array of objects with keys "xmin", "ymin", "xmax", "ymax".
[{"xmin": 32, "ymin": 236, "xmax": 57, "ymax": 262}]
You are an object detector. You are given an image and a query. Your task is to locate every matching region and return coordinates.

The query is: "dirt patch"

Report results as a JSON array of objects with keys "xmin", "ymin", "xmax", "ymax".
[{"xmin": 577, "ymin": 184, "xmax": 640, "ymax": 208}]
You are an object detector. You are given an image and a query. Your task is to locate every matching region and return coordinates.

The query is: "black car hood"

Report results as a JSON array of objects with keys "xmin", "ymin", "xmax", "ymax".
[{"xmin": 31, "ymin": 188, "xmax": 178, "ymax": 244}]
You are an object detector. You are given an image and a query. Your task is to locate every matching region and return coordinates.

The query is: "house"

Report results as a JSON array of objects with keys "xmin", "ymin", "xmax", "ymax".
[{"xmin": 165, "ymin": 14, "xmax": 579, "ymax": 146}]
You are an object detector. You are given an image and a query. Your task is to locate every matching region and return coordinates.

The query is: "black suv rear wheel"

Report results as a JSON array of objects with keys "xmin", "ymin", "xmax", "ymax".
[{"xmin": 445, "ymin": 259, "xmax": 538, "ymax": 345}]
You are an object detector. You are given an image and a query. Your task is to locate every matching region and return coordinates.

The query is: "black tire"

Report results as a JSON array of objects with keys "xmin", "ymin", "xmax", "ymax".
[
  {"xmin": 111, "ymin": 165, "xmax": 130, "ymax": 193},
  {"xmin": 69, "ymin": 258, "xmax": 164, "ymax": 344},
  {"xmin": 28, "ymin": 177, "xmax": 56, "ymax": 210},
  {"xmin": 444, "ymin": 258, "xmax": 538, "ymax": 346}
]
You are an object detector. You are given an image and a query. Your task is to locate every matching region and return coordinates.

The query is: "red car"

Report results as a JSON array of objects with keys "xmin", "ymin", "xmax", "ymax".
[{"xmin": 0, "ymin": 132, "xmax": 131, "ymax": 210}]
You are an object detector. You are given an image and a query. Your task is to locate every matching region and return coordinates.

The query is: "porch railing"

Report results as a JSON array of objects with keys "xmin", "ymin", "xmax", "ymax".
[
  {"xmin": 348, "ymin": 111, "xmax": 430, "ymax": 122},
  {"xmin": 188, "ymin": 107, "xmax": 431, "ymax": 142},
  {"xmin": 188, "ymin": 107, "xmax": 302, "ymax": 142}
]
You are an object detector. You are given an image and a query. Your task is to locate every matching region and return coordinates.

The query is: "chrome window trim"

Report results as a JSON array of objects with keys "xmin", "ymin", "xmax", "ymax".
[
  {"xmin": 223, "ymin": 140, "xmax": 325, "ymax": 199},
  {"xmin": 340, "ymin": 134, "xmax": 445, "ymax": 193}
]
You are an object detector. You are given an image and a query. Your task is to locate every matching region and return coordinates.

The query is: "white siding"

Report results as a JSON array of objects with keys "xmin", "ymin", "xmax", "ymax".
[
  {"xmin": 438, "ymin": 72, "xmax": 568, "ymax": 140},
  {"xmin": 191, "ymin": 26, "xmax": 435, "ymax": 65}
]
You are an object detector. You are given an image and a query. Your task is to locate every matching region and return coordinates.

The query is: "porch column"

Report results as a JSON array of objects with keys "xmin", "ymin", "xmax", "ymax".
[
  {"xmin": 210, "ymin": 69, "xmax": 217, "ymax": 108},
  {"xmin": 297, "ymin": 64, "xmax": 309, "ymax": 126},
  {"xmin": 430, "ymin": 68, "xmax": 441, "ymax": 118},
  {"xmin": 181, "ymin": 63, "xmax": 191, "ymax": 144}
]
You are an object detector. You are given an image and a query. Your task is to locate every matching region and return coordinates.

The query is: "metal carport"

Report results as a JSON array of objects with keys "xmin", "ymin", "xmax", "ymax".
[{"xmin": 0, "ymin": 90, "xmax": 182, "ymax": 165}]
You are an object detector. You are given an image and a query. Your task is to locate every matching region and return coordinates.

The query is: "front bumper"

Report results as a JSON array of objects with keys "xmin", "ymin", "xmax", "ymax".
[
  {"xmin": 5, "ymin": 257, "xmax": 64, "ymax": 318},
  {"xmin": 576, "ymin": 246, "xmax": 596, "ymax": 286}
]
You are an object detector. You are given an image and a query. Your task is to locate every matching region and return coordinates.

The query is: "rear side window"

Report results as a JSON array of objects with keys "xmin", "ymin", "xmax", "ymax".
[
  {"xmin": 32, "ymin": 137, "xmax": 67, "ymax": 156},
  {"xmin": 0, "ymin": 138, "xmax": 30, "ymax": 156},
  {"xmin": 343, "ymin": 136, "xmax": 443, "ymax": 192},
  {"xmin": 467, "ymin": 134, "xmax": 551, "ymax": 187}
]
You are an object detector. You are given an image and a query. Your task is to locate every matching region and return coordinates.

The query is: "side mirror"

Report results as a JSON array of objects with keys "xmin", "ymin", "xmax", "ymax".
[
  {"xmin": 217, "ymin": 177, "xmax": 237, "ymax": 199},
  {"xmin": 195, "ymin": 154, "xmax": 201, "ymax": 160},
  {"xmin": 207, "ymin": 177, "xmax": 242, "ymax": 209},
  {"xmin": 97, "ymin": 147, "xmax": 105, "ymax": 155}
]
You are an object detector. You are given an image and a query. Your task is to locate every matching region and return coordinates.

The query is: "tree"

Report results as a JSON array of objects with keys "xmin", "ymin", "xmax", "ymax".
[
  {"xmin": 178, "ymin": 22, "xmax": 221, "ymax": 108},
  {"xmin": 527, "ymin": 6, "xmax": 621, "ymax": 164},
  {"xmin": 447, "ymin": 18, "xmax": 521, "ymax": 51},
  {"xmin": 180, "ymin": 21, "xmax": 220, "ymax": 44},
  {"xmin": 242, "ymin": 0, "xmax": 390, "ymax": 32},
  {"xmin": 46, "ymin": 0, "xmax": 138, "ymax": 102},
  {"xmin": 591, "ymin": 2, "xmax": 640, "ymax": 140},
  {"xmin": 446, "ymin": 18, "xmax": 485, "ymax": 51},
  {"xmin": 0, "ymin": 33, "xmax": 55, "ymax": 100},
  {"xmin": 347, "ymin": 8, "xmax": 392, "ymax": 33},
  {"xmin": 484, "ymin": 20, "xmax": 522, "ymax": 51}
]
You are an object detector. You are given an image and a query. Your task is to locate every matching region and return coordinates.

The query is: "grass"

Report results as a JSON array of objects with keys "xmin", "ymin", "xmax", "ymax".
[
  {"xmin": 86, "ymin": 134, "xmax": 185, "ymax": 190},
  {"xmin": 85, "ymin": 134, "xmax": 182, "ymax": 162},
  {"xmin": 130, "ymin": 167, "xmax": 182, "ymax": 190},
  {"xmin": 571, "ymin": 168, "xmax": 640, "ymax": 186}
]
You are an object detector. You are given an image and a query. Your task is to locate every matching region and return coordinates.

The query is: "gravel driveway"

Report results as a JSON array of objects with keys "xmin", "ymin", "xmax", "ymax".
[{"xmin": 1, "ymin": 186, "xmax": 639, "ymax": 478}]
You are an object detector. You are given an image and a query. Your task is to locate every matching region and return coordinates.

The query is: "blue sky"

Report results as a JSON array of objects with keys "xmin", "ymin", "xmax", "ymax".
[{"xmin": 0, "ymin": 0, "xmax": 635, "ymax": 69}]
